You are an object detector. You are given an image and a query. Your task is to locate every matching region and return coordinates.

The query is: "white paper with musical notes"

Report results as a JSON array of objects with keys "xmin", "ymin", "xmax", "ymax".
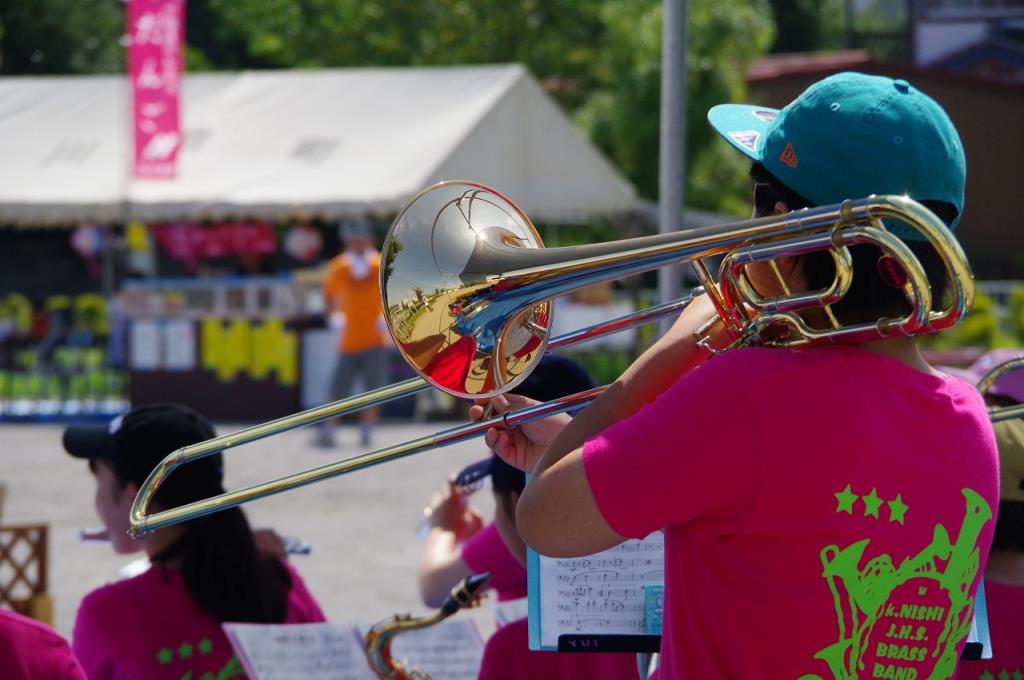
[
  {"xmin": 223, "ymin": 622, "xmax": 374, "ymax": 680},
  {"xmin": 493, "ymin": 597, "xmax": 530, "ymax": 627},
  {"xmin": 535, "ymin": 531, "xmax": 664, "ymax": 648},
  {"xmin": 224, "ymin": 619, "xmax": 484, "ymax": 680}
]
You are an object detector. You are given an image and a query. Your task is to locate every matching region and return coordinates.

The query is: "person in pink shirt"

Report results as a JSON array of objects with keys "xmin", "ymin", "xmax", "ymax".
[
  {"xmin": 474, "ymin": 73, "xmax": 999, "ymax": 679},
  {"xmin": 475, "ymin": 453, "xmax": 641, "ymax": 680},
  {"xmin": 950, "ymin": 352, "xmax": 1024, "ymax": 679},
  {"xmin": 0, "ymin": 608, "xmax": 86, "ymax": 680},
  {"xmin": 417, "ymin": 356, "xmax": 595, "ymax": 608},
  {"xmin": 64, "ymin": 404, "xmax": 326, "ymax": 680}
]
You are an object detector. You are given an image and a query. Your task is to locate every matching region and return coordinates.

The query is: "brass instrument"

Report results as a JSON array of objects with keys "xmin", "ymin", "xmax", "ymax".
[
  {"xmin": 363, "ymin": 573, "xmax": 490, "ymax": 679},
  {"xmin": 977, "ymin": 356, "xmax": 1024, "ymax": 423},
  {"xmin": 129, "ymin": 181, "xmax": 973, "ymax": 537}
]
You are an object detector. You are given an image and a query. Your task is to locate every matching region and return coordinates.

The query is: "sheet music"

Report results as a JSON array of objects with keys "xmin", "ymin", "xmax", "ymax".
[
  {"xmin": 535, "ymin": 532, "xmax": 664, "ymax": 648},
  {"xmin": 222, "ymin": 622, "xmax": 374, "ymax": 680},
  {"xmin": 226, "ymin": 619, "xmax": 485, "ymax": 680},
  {"xmin": 493, "ymin": 597, "xmax": 529, "ymax": 627},
  {"xmin": 356, "ymin": 618, "xmax": 484, "ymax": 680}
]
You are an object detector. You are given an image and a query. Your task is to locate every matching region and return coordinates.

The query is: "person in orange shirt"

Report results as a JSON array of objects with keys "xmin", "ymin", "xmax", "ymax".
[{"xmin": 317, "ymin": 220, "xmax": 391, "ymax": 447}]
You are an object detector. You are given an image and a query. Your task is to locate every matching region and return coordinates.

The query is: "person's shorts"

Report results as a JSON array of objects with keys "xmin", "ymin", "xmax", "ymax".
[{"xmin": 330, "ymin": 346, "xmax": 389, "ymax": 400}]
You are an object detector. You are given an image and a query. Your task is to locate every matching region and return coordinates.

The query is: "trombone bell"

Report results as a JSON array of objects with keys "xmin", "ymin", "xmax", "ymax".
[{"xmin": 383, "ymin": 182, "xmax": 552, "ymax": 399}]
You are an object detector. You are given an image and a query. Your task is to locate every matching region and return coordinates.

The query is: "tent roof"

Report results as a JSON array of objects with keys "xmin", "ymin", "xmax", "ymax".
[{"xmin": 0, "ymin": 64, "xmax": 636, "ymax": 225}]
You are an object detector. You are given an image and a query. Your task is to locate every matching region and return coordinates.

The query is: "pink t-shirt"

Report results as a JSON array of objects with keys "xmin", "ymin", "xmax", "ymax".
[
  {"xmin": 72, "ymin": 561, "xmax": 325, "ymax": 679},
  {"xmin": 956, "ymin": 579, "xmax": 1024, "ymax": 679},
  {"xmin": 583, "ymin": 345, "xmax": 999, "ymax": 680},
  {"xmin": 461, "ymin": 522, "xmax": 528, "ymax": 601},
  {"xmin": 0, "ymin": 609, "xmax": 86, "ymax": 680},
  {"xmin": 477, "ymin": 617, "xmax": 641, "ymax": 680}
]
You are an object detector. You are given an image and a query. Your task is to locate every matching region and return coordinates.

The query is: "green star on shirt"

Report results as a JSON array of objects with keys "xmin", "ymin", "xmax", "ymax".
[
  {"xmin": 979, "ymin": 671, "xmax": 994, "ymax": 680},
  {"xmin": 862, "ymin": 488, "xmax": 883, "ymax": 519},
  {"xmin": 157, "ymin": 648, "xmax": 174, "ymax": 665},
  {"xmin": 198, "ymin": 638, "xmax": 213, "ymax": 655},
  {"xmin": 835, "ymin": 484, "xmax": 858, "ymax": 514},
  {"xmin": 179, "ymin": 642, "xmax": 194, "ymax": 660},
  {"xmin": 887, "ymin": 493, "xmax": 908, "ymax": 525},
  {"xmin": 998, "ymin": 671, "xmax": 1010, "ymax": 680},
  {"xmin": 1012, "ymin": 670, "xmax": 1023, "ymax": 680}
]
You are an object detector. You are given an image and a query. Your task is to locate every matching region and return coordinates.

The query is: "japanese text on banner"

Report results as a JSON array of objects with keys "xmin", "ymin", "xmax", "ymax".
[{"xmin": 128, "ymin": 0, "xmax": 184, "ymax": 179}]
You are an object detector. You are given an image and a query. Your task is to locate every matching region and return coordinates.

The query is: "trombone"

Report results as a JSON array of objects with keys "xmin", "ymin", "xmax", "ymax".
[
  {"xmin": 129, "ymin": 181, "xmax": 973, "ymax": 537},
  {"xmin": 978, "ymin": 356, "xmax": 1024, "ymax": 423}
]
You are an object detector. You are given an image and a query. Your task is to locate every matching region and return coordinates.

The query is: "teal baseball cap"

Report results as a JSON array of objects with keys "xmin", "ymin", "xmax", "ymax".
[{"xmin": 707, "ymin": 72, "xmax": 966, "ymax": 240}]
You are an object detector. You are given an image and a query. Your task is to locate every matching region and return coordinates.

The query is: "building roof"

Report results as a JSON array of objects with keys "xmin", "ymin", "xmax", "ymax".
[
  {"xmin": 934, "ymin": 38, "xmax": 1024, "ymax": 83},
  {"xmin": 747, "ymin": 50, "xmax": 874, "ymax": 82},
  {"xmin": 747, "ymin": 48, "xmax": 1024, "ymax": 92}
]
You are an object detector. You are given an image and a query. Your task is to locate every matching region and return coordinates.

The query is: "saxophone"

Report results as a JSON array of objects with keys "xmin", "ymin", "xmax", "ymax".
[{"xmin": 363, "ymin": 572, "xmax": 490, "ymax": 679}]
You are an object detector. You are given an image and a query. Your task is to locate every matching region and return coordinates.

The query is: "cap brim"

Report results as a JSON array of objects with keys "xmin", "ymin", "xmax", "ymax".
[
  {"xmin": 707, "ymin": 104, "xmax": 779, "ymax": 162},
  {"xmin": 63, "ymin": 423, "xmax": 115, "ymax": 460}
]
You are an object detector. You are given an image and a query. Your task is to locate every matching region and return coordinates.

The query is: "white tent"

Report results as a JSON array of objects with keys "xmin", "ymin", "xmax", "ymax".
[{"xmin": 0, "ymin": 64, "xmax": 636, "ymax": 225}]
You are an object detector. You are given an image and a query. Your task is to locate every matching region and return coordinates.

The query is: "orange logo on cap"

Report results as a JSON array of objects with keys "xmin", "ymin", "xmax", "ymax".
[{"xmin": 779, "ymin": 143, "xmax": 799, "ymax": 168}]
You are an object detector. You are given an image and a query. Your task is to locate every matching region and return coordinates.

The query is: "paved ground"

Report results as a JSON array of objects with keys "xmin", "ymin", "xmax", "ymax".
[{"xmin": 0, "ymin": 420, "xmax": 496, "ymax": 637}]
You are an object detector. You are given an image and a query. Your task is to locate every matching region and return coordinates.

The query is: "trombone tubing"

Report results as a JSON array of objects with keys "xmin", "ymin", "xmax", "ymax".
[
  {"xmin": 130, "ymin": 386, "xmax": 607, "ymax": 537},
  {"xmin": 978, "ymin": 356, "xmax": 1024, "ymax": 423},
  {"xmin": 128, "ymin": 296, "xmax": 695, "ymax": 538}
]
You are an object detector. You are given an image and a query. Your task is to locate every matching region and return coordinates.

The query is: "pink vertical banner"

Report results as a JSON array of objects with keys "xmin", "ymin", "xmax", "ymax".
[{"xmin": 128, "ymin": 0, "xmax": 184, "ymax": 179}]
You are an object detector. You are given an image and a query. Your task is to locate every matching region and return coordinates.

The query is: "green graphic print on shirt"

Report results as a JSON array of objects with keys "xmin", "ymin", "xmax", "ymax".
[
  {"xmin": 152, "ymin": 636, "xmax": 245, "ymax": 680},
  {"xmin": 801, "ymin": 487, "xmax": 992, "ymax": 680}
]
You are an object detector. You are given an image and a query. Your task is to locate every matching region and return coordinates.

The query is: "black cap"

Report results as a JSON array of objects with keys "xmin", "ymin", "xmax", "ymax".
[
  {"xmin": 455, "ymin": 355, "xmax": 596, "ymax": 490},
  {"xmin": 64, "ymin": 403, "xmax": 223, "ymax": 506},
  {"xmin": 513, "ymin": 354, "xmax": 597, "ymax": 406}
]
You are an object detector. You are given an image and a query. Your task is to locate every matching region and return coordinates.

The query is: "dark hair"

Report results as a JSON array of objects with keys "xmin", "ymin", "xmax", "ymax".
[
  {"xmin": 490, "ymin": 455, "xmax": 526, "ymax": 500},
  {"xmin": 992, "ymin": 501, "xmax": 1024, "ymax": 553},
  {"xmin": 101, "ymin": 460, "xmax": 292, "ymax": 624},
  {"xmin": 750, "ymin": 163, "xmax": 955, "ymax": 326},
  {"xmin": 489, "ymin": 455, "xmax": 526, "ymax": 527}
]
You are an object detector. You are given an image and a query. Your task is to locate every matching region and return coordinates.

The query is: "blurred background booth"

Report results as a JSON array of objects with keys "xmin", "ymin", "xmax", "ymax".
[{"xmin": 0, "ymin": 65, "xmax": 649, "ymax": 422}]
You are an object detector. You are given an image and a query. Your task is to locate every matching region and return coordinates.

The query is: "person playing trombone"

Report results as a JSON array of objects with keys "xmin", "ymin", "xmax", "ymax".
[{"xmin": 475, "ymin": 72, "xmax": 999, "ymax": 679}]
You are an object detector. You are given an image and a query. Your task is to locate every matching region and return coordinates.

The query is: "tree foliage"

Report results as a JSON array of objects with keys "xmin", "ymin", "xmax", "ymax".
[
  {"xmin": 766, "ymin": 0, "xmax": 844, "ymax": 54},
  {"xmin": 1008, "ymin": 284, "xmax": 1024, "ymax": 342},
  {"xmin": 0, "ymin": 0, "xmax": 122, "ymax": 75},
  {"xmin": 931, "ymin": 292, "xmax": 1014, "ymax": 349}
]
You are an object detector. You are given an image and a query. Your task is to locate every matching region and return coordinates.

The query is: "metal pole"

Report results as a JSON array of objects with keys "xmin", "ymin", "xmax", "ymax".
[{"xmin": 658, "ymin": 0, "xmax": 688, "ymax": 334}]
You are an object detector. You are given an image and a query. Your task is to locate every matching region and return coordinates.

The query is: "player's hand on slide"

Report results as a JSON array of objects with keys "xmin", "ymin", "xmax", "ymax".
[{"xmin": 469, "ymin": 394, "xmax": 571, "ymax": 473}]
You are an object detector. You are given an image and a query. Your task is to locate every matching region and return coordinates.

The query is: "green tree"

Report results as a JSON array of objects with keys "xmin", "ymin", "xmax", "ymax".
[
  {"xmin": 767, "ymin": 0, "xmax": 844, "ymax": 54},
  {"xmin": 1007, "ymin": 284, "xmax": 1024, "ymax": 343},
  {"xmin": 0, "ymin": 0, "xmax": 123, "ymax": 74},
  {"xmin": 574, "ymin": 0, "xmax": 774, "ymax": 210},
  {"xmin": 932, "ymin": 292, "xmax": 1012, "ymax": 349}
]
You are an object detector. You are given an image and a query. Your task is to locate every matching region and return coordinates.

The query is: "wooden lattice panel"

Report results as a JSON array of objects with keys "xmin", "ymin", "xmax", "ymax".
[{"xmin": 0, "ymin": 523, "xmax": 51, "ymax": 623}]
